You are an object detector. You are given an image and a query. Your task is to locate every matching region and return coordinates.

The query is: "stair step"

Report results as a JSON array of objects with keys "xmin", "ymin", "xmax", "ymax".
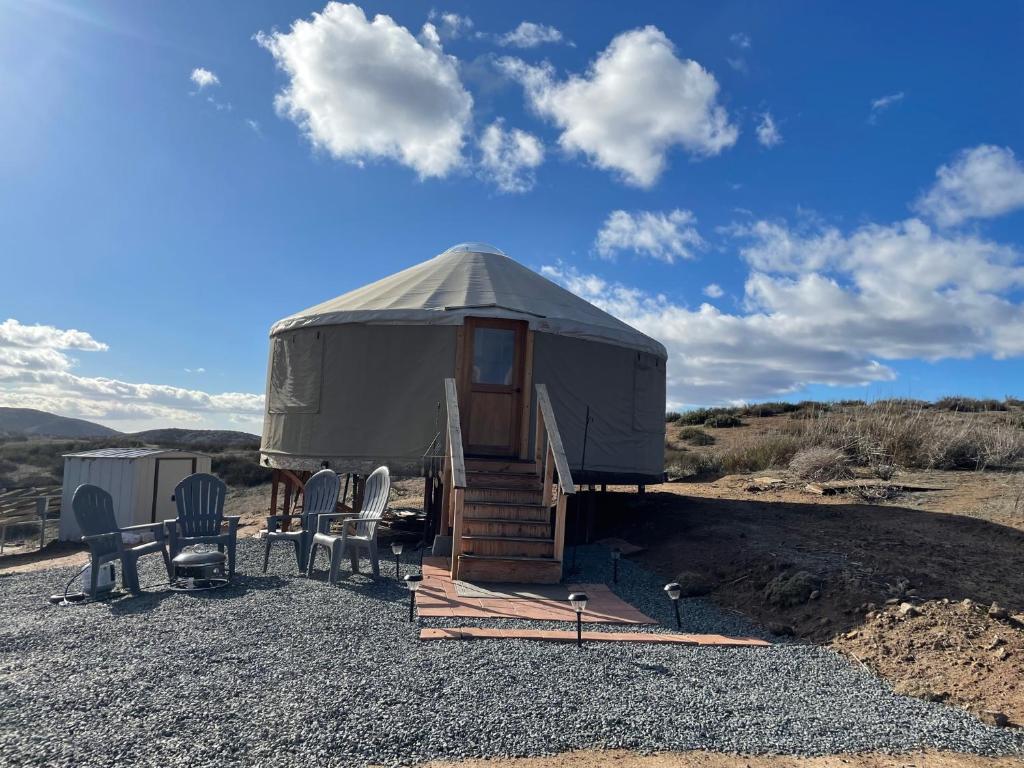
[
  {"xmin": 463, "ymin": 501, "xmax": 550, "ymax": 522},
  {"xmin": 465, "ymin": 458, "xmax": 538, "ymax": 474},
  {"xmin": 465, "ymin": 486, "xmax": 544, "ymax": 504},
  {"xmin": 461, "ymin": 519, "xmax": 552, "ymax": 538},
  {"xmin": 460, "ymin": 537, "xmax": 554, "ymax": 558},
  {"xmin": 466, "ymin": 471, "xmax": 541, "ymax": 489},
  {"xmin": 456, "ymin": 554, "xmax": 563, "ymax": 584}
]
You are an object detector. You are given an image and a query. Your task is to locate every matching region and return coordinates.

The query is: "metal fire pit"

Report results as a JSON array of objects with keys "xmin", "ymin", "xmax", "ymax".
[{"xmin": 169, "ymin": 549, "xmax": 229, "ymax": 592}]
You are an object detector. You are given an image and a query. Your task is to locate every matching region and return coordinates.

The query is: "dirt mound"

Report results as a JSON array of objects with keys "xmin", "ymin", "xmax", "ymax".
[{"xmin": 833, "ymin": 600, "xmax": 1024, "ymax": 725}]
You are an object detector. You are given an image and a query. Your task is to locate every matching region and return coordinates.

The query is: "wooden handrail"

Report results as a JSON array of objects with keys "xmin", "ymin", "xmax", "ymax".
[
  {"xmin": 535, "ymin": 383, "xmax": 575, "ymax": 495},
  {"xmin": 444, "ymin": 378, "xmax": 466, "ymax": 489}
]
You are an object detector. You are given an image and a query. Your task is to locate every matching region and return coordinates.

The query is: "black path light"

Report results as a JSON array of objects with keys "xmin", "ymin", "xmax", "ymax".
[
  {"xmin": 391, "ymin": 541, "xmax": 404, "ymax": 579},
  {"xmin": 404, "ymin": 573, "xmax": 422, "ymax": 622},
  {"xmin": 568, "ymin": 592, "xmax": 588, "ymax": 647},
  {"xmin": 610, "ymin": 547, "xmax": 621, "ymax": 583},
  {"xmin": 664, "ymin": 582, "xmax": 682, "ymax": 628}
]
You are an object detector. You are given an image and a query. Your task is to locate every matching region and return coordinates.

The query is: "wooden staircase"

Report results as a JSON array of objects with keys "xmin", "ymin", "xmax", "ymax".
[
  {"xmin": 441, "ymin": 379, "xmax": 574, "ymax": 584},
  {"xmin": 456, "ymin": 458, "xmax": 562, "ymax": 583}
]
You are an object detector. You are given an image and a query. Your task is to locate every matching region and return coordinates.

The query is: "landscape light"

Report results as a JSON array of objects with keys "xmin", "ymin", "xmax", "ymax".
[
  {"xmin": 664, "ymin": 582, "xmax": 682, "ymax": 628},
  {"xmin": 391, "ymin": 541, "xmax": 404, "ymax": 579},
  {"xmin": 404, "ymin": 573, "xmax": 422, "ymax": 622},
  {"xmin": 610, "ymin": 548, "xmax": 621, "ymax": 583},
  {"xmin": 568, "ymin": 592, "xmax": 588, "ymax": 647}
]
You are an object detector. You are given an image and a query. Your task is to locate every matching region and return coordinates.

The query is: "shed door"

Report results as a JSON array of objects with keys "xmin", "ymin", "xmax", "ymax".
[
  {"xmin": 151, "ymin": 458, "xmax": 197, "ymax": 523},
  {"xmin": 461, "ymin": 318, "xmax": 527, "ymax": 457}
]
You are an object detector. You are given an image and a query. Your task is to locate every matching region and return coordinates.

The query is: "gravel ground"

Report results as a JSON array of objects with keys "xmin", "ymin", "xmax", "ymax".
[{"xmin": 1, "ymin": 542, "xmax": 1022, "ymax": 768}]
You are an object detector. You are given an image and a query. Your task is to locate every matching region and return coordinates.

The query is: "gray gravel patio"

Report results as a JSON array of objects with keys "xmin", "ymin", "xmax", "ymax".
[{"xmin": 1, "ymin": 541, "xmax": 1021, "ymax": 768}]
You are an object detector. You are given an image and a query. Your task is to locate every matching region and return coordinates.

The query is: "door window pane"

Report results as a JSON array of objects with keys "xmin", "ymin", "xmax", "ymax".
[{"xmin": 472, "ymin": 327, "xmax": 515, "ymax": 385}]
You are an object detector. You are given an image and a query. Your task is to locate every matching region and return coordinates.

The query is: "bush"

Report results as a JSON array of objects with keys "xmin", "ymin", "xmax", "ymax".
[
  {"xmin": 789, "ymin": 447, "xmax": 852, "ymax": 482},
  {"xmin": 665, "ymin": 449, "xmax": 722, "ymax": 479},
  {"xmin": 719, "ymin": 436, "xmax": 802, "ymax": 474},
  {"xmin": 934, "ymin": 396, "xmax": 1007, "ymax": 412},
  {"xmin": 676, "ymin": 407, "xmax": 739, "ymax": 426},
  {"xmin": 676, "ymin": 427, "xmax": 714, "ymax": 446},
  {"xmin": 212, "ymin": 453, "xmax": 272, "ymax": 487},
  {"xmin": 704, "ymin": 414, "xmax": 743, "ymax": 429},
  {"xmin": 740, "ymin": 401, "xmax": 800, "ymax": 418},
  {"xmin": 665, "ymin": 412, "xmax": 681, "ymax": 423},
  {"xmin": 0, "ymin": 458, "xmax": 17, "ymax": 474}
]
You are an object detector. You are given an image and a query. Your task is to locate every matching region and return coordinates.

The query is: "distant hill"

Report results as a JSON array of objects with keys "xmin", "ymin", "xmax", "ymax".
[
  {"xmin": 0, "ymin": 408, "xmax": 121, "ymax": 438},
  {"xmin": 129, "ymin": 428, "xmax": 261, "ymax": 450}
]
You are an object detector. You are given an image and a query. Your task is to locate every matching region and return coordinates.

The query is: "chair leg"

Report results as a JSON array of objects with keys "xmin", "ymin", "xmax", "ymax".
[
  {"xmin": 262, "ymin": 537, "xmax": 273, "ymax": 574},
  {"xmin": 368, "ymin": 540, "xmax": 379, "ymax": 577},
  {"xmin": 122, "ymin": 557, "xmax": 141, "ymax": 594},
  {"xmin": 349, "ymin": 544, "xmax": 359, "ymax": 574},
  {"xmin": 160, "ymin": 547, "xmax": 172, "ymax": 581},
  {"xmin": 227, "ymin": 541, "xmax": 236, "ymax": 580},
  {"xmin": 329, "ymin": 543, "xmax": 345, "ymax": 585},
  {"xmin": 292, "ymin": 540, "xmax": 304, "ymax": 573},
  {"xmin": 306, "ymin": 542, "xmax": 319, "ymax": 578}
]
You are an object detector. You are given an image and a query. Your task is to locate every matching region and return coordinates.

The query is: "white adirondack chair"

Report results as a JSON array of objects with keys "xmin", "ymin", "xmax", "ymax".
[{"xmin": 307, "ymin": 466, "xmax": 390, "ymax": 583}]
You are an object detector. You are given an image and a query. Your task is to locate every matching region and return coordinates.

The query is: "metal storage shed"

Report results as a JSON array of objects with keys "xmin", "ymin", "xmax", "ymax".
[{"xmin": 58, "ymin": 448, "xmax": 211, "ymax": 541}]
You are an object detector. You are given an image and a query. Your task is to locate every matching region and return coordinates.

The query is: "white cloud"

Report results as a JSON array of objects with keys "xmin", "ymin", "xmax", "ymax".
[
  {"xmin": 0, "ymin": 319, "xmax": 263, "ymax": 431},
  {"xmin": 542, "ymin": 152, "xmax": 1024, "ymax": 405},
  {"xmin": 190, "ymin": 67, "xmax": 220, "ymax": 89},
  {"xmin": 703, "ymin": 283, "xmax": 724, "ymax": 299},
  {"xmin": 729, "ymin": 32, "xmax": 751, "ymax": 49},
  {"xmin": 595, "ymin": 209, "xmax": 705, "ymax": 263},
  {"xmin": 499, "ymin": 22, "xmax": 563, "ymax": 48},
  {"xmin": 868, "ymin": 91, "xmax": 904, "ymax": 124},
  {"xmin": 756, "ymin": 112, "xmax": 782, "ymax": 148},
  {"xmin": 499, "ymin": 26, "xmax": 738, "ymax": 187},
  {"xmin": 430, "ymin": 11, "xmax": 473, "ymax": 38},
  {"xmin": 256, "ymin": 2, "xmax": 473, "ymax": 179},
  {"xmin": 479, "ymin": 119, "xmax": 544, "ymax": 193},
  {"xmin": 184, "ymin": 367, "xmax": 207, "ymax": 374},
  {"xmin": 914, "ymin": 144, "xmax": 1024, "ymax": 227}
]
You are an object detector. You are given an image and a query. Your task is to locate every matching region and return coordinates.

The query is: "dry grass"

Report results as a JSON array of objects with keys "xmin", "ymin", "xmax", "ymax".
[
  {"xmin": 789, "ymin": 447, "xmax": 853, "ymax": 482},
  {"xmin": 666, "ymin": 398, "xmax": 1024, "ymax": 478}
]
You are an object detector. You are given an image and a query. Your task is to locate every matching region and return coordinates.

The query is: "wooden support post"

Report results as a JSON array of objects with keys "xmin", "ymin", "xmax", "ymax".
[
  {"xmin": 542, "ymin": 444, "xmax": 554, "ymax": 508},
  {"xmin": 450, "ymin": 488, "xmax": 464, "ymax": 579},
  {"xmin": 638, "ymin": 484, "xmax": 646, "ymax": 496},
  {"xmin": 37, "ymin": 496, "xmax": 48, "ymax": 550},
  {"xmin": 553, "ymin": 492, "xmax": 567, "ymax": 563},
  {"xmin": 269, "ymin": 469, "xmax": 280, "ymax": 515}
]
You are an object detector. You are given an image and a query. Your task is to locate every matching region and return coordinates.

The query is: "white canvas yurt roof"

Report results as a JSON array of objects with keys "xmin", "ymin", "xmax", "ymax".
[{"xmin": 270, "ymin": 243, "xmax": 666, "ymax": 358}]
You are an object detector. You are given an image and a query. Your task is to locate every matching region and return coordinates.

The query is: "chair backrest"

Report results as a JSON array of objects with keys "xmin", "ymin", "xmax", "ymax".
[
  {"xmin": 302, "ymin": 469, "xmax": 340, "ymax": 529},
  {"xmin": 72, "ymin": 484, "xmax": 120, "ymax": 557},
  {"xmin": 173, "ymin": 473, "xmax": 227, "ymax": 537},
  {"xmin": 354, "ymin": 466, "xmax": 390, "ymax": 539}
]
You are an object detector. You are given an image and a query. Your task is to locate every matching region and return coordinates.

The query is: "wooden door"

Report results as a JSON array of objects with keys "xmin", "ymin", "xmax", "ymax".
[{"xmin": 461, "ymin": 318, "xmax": 527, "ymax": 456}]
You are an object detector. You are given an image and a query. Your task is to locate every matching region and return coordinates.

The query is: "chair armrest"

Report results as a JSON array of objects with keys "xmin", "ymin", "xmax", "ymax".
[
  {"xmin": 81, "ymin": 532, "xmax": 119, "ymax": 544},
  {"xmin": 120, "ymin": 522, "xmax": 166, "ymax": 537}
]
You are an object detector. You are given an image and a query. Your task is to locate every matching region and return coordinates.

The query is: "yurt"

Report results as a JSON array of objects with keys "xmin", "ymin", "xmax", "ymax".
[{"xmin": 260, "ymin": 243, "xmax": 666, "ymax": 582}]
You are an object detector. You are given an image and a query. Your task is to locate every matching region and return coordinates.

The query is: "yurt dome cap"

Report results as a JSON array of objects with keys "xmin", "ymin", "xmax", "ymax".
[{"xmin": 270, "ymin": 243, "xmax": 667, "ymax": 358}]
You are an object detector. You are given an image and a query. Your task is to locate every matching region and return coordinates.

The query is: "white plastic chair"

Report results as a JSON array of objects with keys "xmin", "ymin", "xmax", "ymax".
[{"xmin": 307, "ymin": 466, "xmax": 390, "ymax": 582}]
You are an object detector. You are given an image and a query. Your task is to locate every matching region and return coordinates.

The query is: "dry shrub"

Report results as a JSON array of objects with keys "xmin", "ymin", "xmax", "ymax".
[
  {"xmin": 720, "ymin": 435, "xmax": 801, "ymax": 474},
  {"xmin": 933, "ymin": 396, "xmax": 1007, "ymax": 412},
  {"xmin": 665, "ymin": 450, "xmax": 722, "ymax": 479},
  {"xmin": 704, "ymin": 414, "xmax": 744, "ymax": 429},
  {"xmin": 677, "ymin": 427, "xmax": 714, "ymax": 446},
  {"xmin": 791, "ymin": 403, "xmax": 1024, "ymax": 470},
  {"xmin": 788, "ymin": 447, "xmax": 852, "ymax": 482}
]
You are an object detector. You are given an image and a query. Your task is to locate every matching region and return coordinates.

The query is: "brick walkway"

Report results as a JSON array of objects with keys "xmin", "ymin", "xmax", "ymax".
[
  {"xmin": 417, "ymin": 557, "xmax": 655, "ymax": 623},
  {"xmin": 420, "ymin": 627, "xmax": 769, "ymax": 646}
]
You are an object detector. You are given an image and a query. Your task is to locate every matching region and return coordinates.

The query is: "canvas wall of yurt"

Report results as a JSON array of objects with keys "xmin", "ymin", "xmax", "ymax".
[{"xmin": 260, "ymin": 243, "xmax": 667, "ymax": 484}]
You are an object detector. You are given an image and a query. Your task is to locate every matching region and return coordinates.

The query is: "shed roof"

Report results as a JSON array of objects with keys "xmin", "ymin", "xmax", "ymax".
[
  {"xmin": 64, "ymin": 448, "xmax": 207, "ymax": 459},
  {"xmin": 270, "ymin": 243, "xmax": 666, "ymax": 358}
]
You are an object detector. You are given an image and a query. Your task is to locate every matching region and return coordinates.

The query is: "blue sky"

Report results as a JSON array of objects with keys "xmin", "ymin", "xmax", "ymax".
[{"xmin": 1, "ymin": 0, "xmax": 1023, "ymax": 432}]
